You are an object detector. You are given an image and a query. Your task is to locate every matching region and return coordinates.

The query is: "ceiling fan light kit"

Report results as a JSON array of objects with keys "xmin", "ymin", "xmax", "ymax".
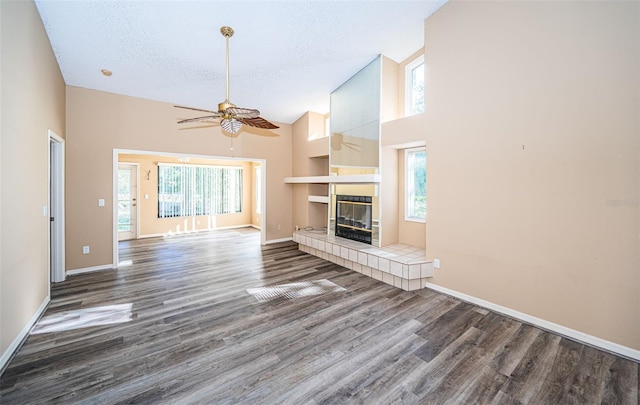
[{"xmin": 175, "ymin": 26, "xmax": 279, "ymax": 134}]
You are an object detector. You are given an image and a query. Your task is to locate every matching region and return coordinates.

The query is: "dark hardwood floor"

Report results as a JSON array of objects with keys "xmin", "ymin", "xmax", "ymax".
[{"xmin": 1, "ymin": 228, "xmax": 638, "ymax": 404}]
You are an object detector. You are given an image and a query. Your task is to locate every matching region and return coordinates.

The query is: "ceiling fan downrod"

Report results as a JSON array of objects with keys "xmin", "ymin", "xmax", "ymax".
[{"xmin": 219, "ymin": 26, "xmax": 234, "ymax": 111}]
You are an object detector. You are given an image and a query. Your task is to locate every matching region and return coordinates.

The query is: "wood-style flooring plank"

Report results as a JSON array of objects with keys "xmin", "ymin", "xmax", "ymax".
[{"xmin": 0, "ymin": 228, "xmax": 637, "ymax": 404}]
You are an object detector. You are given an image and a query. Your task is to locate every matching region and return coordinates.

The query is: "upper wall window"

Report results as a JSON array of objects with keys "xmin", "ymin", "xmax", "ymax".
[
  {"xmin": 405, "ymin": 147, "xmax": 426, "ymax": 222},
  {"xmin": 405, "ymin": 55, "xmax": 425, "ymax": 116}
]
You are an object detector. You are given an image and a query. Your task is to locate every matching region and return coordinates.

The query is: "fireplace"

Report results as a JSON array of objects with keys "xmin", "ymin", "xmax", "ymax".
[{"xmin": 335, "ymin": 195, "xmax": 373, "ymax": 244}]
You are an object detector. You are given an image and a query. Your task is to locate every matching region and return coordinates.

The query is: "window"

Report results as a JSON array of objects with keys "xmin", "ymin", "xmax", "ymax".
[
  {"xmin": 255, "ymin": 165, "xmax": 262, "ymax": 215},
  {"xmin": 308, "ymin": 114, "xmax": 330, "ymax": 141},
  {"xmin": 405, "ymin": 147, "xmax": 426, "ymax": 222},
  {"xmin": 405, "ymin": 55, "xmax": 425, "ymax": 116},
  {"xmin": 158, "ymin": 164, "xmax": 242, "ymax": 218}
]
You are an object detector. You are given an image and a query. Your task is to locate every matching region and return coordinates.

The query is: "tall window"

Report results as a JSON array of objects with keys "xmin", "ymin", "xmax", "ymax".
[
  {"xmin": 405, "ymin": 147, "xmax": 426, "ymax": 222},
  {"xmin": 158, "ymin": 164, "xmax": 242, "ymax": 218},
  {"xmin": 405, "ymin": 55, "xmax": 425, "ymax": 116}
]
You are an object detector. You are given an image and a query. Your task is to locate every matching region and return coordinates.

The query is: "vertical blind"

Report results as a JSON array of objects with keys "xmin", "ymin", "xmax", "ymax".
[{"xmin": 158, "ymin": 164, "xmax": 242, "ymax": 218}]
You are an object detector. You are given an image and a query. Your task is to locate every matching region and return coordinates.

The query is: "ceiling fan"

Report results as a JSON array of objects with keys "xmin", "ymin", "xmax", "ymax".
[{"xmin": 175, "ymin": 26, "xmax": 279, "ymax": 134}]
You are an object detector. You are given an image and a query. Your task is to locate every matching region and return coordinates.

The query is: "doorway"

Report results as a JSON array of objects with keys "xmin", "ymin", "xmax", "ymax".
[
  {"xmin": 117, "ymin": 163, "xmax": 139, "ymax": 241},
  {"xmin": 49, "ymin": 131, "xmax": 65, "ymax": 283},
  {"xmin": 112, "ymin": 150, "xmax": 267, "ymax": 268}
]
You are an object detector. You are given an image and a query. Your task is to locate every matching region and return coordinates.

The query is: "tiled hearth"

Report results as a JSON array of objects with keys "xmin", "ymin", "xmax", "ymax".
[{"xmin": 293, "ymin": 229, "xmax": 433, "ymax": 291}]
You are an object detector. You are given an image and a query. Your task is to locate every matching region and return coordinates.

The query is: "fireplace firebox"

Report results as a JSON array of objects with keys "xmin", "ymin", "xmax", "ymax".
[{"xmin": 335, "ymin": 195, "xmax": 373, "ymax": 244}]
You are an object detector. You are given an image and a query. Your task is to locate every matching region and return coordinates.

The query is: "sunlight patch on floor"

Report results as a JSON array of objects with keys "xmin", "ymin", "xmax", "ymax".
[{"xmin": 32, "ymin": 303, "xmax": 133, "ymax": 334}]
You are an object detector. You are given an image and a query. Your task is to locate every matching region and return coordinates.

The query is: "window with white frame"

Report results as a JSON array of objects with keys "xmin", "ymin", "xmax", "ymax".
[
  {"xmin": 157, "ymin": 164, "xmax": 242, "ymax": 218},
  {"xmin": 405, "ymin": 55, "xmax": 425, "ymax": 116},
  {"xmin": 405, "ymin": 147, "xmax": 426, "ymax": 222},
  {"xmin": 255, "ymin": 165, "xmax": 262, "ymax": 215}
]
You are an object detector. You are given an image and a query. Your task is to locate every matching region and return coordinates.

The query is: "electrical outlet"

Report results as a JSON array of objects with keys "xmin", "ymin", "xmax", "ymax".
[
  {"xmin": 82, "ymin": 246, "xmax": 90, "ymax": 254},
  {"xmin": 433, "ymin": 258, "xmax": 440, "ymax": 269},
  {"xmin": 98, "ymin": 199, "xmax": 105, "ymax": 207}
]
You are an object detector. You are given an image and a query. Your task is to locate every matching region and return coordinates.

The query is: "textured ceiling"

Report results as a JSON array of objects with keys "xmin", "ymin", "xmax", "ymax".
[{"xmin": 35, "ymin": 0, "xmax": 446, "ymax": 124}]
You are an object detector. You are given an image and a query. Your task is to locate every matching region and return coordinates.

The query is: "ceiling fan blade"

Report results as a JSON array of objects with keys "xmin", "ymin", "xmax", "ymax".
[
  {"xmin": 226, "ymin": 107, "xmax": 260, "ymax": 119},
  {"xmin": 220, "ymin": 118, "xmax": 242, "ymax": 133},
  {"xmin": 177, "ymin": 115, "xmax": 221, "ymax": 124},
  {"xmin": 236, "ymin": 116, "xmax": 279, "ymax": 130},
  {"xmin": 343, "ymin": 142, "xmax": 360, "ymax": 151},
  {"xmin": 174, "ymin": 105, "xmax": 219, "ymax": 114}
]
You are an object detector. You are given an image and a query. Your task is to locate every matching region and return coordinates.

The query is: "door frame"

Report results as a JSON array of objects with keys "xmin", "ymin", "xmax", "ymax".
[
  {"xmin": 117, "ymin": 163, "xmax": 140, "ymax": 242},
  {"xmin": 49, "ymin": 130, "xmax": 65, "ymax": 283},
  {"xmin": 112, "ymin": 149, "xmax": 267, "ymax": 268}
]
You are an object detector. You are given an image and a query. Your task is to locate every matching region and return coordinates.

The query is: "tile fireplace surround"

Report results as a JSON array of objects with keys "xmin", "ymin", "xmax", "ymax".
[{"xmin": 293, "ymin": 229, "xmax": 433, "ymax": 291}]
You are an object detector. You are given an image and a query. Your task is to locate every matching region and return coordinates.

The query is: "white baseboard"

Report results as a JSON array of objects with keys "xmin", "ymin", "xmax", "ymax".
[
  {"xmin": 214, "ymin": 224, "xmax": 253, "ymax": 230},
  {"xmin": 424, "ymin": 282, "xmax": 640, "ymax": 362},
  {"xmin": 250, "ymin": 224, "xmax": 261, "ymax": 230},
  {"xmin": 0, "ymin": 296, "xmax": 50, "ymax": 374},
  {"xmin": 137, "ymin": 232, "xmax": 167, "ymax": 239},
  {"xmin": 265, "ymin": 237, "xmax": 293, "ymax": 244},
  {"xmin": 138, "ymin": 225, "xmax": 257, "ymax": 240},
  {"xmin": 66, "ymin": 264, "xmax": 113, "ymax": 276}
]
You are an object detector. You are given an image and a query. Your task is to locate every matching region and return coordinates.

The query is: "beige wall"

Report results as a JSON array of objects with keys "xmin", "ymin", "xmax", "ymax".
[
  {"xmin": 381, "ymin": 114, "xmax": 427, "ymax": 249},
  {"xmin": 118, "ymin": 154, "xmax": 256, "ymax": 236},
  {"xmin": 381, "ymin": 56, "xmax": 399, "ymax": 123},
  {"xmin": 1, "ymin": 1, "xmax": 66, "ymax": 357},
  {"xmin": 424, "ymin": 1, "xmax": 639, "ymax": 349},
  {"xmin": 66, "ymin": 86, "xmax": 292, "ymax": 270},
  {"xmin": 291, "ymin": 112, "xmax": 329, "ymax": 229},
  {"xmin": 380, "ymin": 146, "xmax": 399, "ymax": 246},
  {"xmin": 251, "ymin": 162, "xmax": 261, "ymax": 228}
]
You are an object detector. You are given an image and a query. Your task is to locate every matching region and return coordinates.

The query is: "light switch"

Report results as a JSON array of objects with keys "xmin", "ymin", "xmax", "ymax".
[
  {"xmin": 145, "ymin": 194, "xmax": 149, "ymax": 200},
  {"xmin": 98, "ymin": 199, "xmax": 105, "ymax": 207}
]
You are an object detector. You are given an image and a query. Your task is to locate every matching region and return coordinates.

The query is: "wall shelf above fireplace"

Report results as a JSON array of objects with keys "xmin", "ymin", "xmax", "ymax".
[{"xmin": 284, "ymin": 174, "xmax": 381, "ymax": 184}]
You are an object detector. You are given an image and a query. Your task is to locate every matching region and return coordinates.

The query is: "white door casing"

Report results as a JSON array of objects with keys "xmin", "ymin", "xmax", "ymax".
[
  {"xmin": 49, "ymin": 130, "xmax": 65, "ymax": 283},
  {"xmin": 117, "ymin": 163, "xmax": 139, "ymax": 241}
]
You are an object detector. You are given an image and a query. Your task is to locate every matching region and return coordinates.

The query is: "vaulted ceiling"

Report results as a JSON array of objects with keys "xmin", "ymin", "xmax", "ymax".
[{"xmin": 35, "ymin": 0, "xmax": 446, "ymax": 124}]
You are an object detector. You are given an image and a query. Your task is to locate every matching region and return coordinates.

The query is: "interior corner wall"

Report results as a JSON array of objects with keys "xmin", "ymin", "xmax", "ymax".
[
  {"xmin": 0, "ymin": 0, "xmax": 66, "ymax": 358},
  {"xmin": 291, "ymin": 112, "xmax": 330, "ymax": 230},
  {"xmin": 424, "ymin": 1, "xmax": 640, "ymax": 350},
  {"xmin": 66, "ymin": 86, "xmax": 292, "ymax": 271},
  {"xmin": 291, "ymin": 113, "xmax": 311, "ymax": 230},
  {"xmin": 380, "ymin": 146, "xmax": 399, "ymax": 247},
  {"xmin": 251, "ymin": 162, "xmax": 261, "ymax": 228},
  {"xmin": 381, "ymin": 56, "xmax": 399, "ymax": 123}
]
